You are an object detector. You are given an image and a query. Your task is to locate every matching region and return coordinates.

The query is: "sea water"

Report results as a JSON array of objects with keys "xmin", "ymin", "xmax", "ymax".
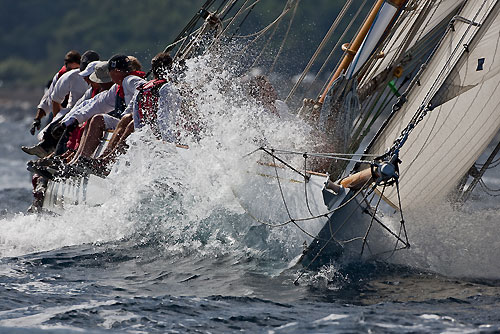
[{"xmin": 1, "ymin": 54, "xmax": 500, "ymax": 333}]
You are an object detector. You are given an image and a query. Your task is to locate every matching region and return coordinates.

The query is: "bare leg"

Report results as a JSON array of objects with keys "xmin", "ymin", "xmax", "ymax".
[
  {"xmin": 100, "ymin": 120, "xmax": 134, "ymax": 162},
  {"xmin": 70, "ymin": 115, "xmax": 105, "ymax": 164},
  {"xmin": 99, "ymin": 114, "xmax": 132, "ymax": 157},
  {"xmin": 69, "ymin": 123, "xmax": 89, "ymax": 164}
]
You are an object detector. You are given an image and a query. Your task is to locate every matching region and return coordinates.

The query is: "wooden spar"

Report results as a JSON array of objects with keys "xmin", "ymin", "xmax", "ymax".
[
  {"xmin": 318, "ymin": 0, "xmax": 406, "ymax": 104},
  {"xmin": 340, "ymin": 167, "xmax": 374, "ymax": 189}
]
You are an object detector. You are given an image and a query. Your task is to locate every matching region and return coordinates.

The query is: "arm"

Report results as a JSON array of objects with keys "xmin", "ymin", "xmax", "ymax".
[
  {"xmin": 29, "ymin": 108, "xmax": 47, "ymax": 135},
  {"xmin": 62, "ymin": 88, "xmax": 115, "ymax": 126},
  {"xmin": 52, "ymin": 101, "xmax": 62, "ymax": 117},
  {"xmin": 49, "ymin": 70, "xmax": 74, "ymax": 116},
  {"xmin": 36, "ymin": 71, "xmax": 59, "ymax": 115}
]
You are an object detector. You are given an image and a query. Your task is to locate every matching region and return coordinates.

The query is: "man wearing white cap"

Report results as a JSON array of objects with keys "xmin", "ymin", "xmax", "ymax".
[{"xmin": 57, "ymin": 61, "xmax": 115, "ymax": 155}]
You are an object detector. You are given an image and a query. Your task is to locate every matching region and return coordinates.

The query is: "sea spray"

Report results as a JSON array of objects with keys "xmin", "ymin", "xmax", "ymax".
[
  {"xmin": 0, "ymin": 49, "xmax": 320, "ymax": 270},
  {"xmin": 390, "ymin": 200, "xmax": 500, "ymax": 279},
  {"xmin": 115, "ymin": 50, "xmax": 323, "ymax": 265}
]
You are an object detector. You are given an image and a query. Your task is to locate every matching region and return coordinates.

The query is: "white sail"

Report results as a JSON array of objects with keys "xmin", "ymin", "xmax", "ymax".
[
  {"xmin": 360, "ymin": 0, "xmax": 465, "ymax": 88},
  {"xmin": 367, "ymin": 0, "xmax": 500, "ymax": 208}
]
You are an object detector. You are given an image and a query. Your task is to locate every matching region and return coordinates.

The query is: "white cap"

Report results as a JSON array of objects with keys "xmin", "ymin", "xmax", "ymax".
[{"xmin": 79, "ymin": 60, "xmax": 100, "ymax": 77}]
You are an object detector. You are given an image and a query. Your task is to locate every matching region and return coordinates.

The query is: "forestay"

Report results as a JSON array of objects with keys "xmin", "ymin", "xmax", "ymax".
[{"xmin": 367, "ymin": 0, "xmax": 500, "ymax": 208}]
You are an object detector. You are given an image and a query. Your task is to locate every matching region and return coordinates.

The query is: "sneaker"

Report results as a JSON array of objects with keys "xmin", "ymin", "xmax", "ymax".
[{"xmin": 21, "ymin": 144, "xmax": 49, "ymax": 158}]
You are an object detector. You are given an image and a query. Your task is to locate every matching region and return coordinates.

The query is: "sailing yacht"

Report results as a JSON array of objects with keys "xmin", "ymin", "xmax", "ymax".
[
  {"xmin": 39, "ymin": 0, "xmax": 500, "ymax": 274},
  {"xmin": 299, "ymin": 0, "xmax": 500, "ymax": 268}
]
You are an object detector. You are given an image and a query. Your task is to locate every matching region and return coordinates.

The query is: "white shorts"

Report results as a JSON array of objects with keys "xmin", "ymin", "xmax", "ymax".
[
  {"xmin": 102, "ymin": 114, "xmax": 120, "ymax": 130},
  {"xmin": 37, "ymin": 108, "xmax": 70, "ymax": 141}
]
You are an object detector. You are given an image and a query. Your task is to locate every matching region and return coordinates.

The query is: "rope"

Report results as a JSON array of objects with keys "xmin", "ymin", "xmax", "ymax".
[
  {"xmin": 166, "ymin": 0, "xmax": 217, "ymax": 56},
  {"xmin": 240, "ymin": 158, "xmax": 372, "ymax": 228},
  {"xmin": 231, "ymin": 2, "xmax": 293, "ymax": 59},
  {"xmin": 266, "ymin": 148, "xmax": 381, "ymax": 157},
  {"xmin": 268, "ymin": 0, "xmax": 300, "ymax": 74},
  {"xmin": 305, "ymin": 0, "xmax": 368, "ymax": 97},
  {"xmin": 293, "ymin": 178, "xmax": 376, "ymax": 285},
  {"xmin": 260, "ymin": 147, "xmax": 308, "ymax": 180},
  {"xmin": 218, "ymin": 0, "xmax": 238, "ymax": 19},
  {"xmin": 360, "ymin": 183, "xmax": 386, "ymax": 257},
  {"xmin": 233, "ymin": 3, "xmax": 292, "ymax": 39},
  {"xmin": 386, "ymin": 179, "xmax": 410, "ymax": 260},
  {"xmin": 479, "ymin": 179, "xmax": 500, "ymax": 194},
  {"xmin": 249, "ymin": 2, "xmax": 287, "ymax": 69},
  {"xmin": 271, "ymin": 152, "xmax": 295, "ymax": 223},
  {"xmin": 303, "ymin": 153, "xmax": 315, "ymax": 216},
  {"xmin": 285, "ymin": 0, "xmax": 354, "ymax": 103},
  {"xmin": 228, "ymin": 0, "xmax": 259, "ymax": 38},
  {"xmin": 208, "ymin": 0, "xmax": 253, "ymax": 51}
]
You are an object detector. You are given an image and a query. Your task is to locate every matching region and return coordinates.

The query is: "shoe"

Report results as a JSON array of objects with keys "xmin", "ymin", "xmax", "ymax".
[
  {"xmin": 26, "ymin": 163, "xmax": 54, "ymax": 180},
  {"xmin": 34, "ymin": 156, "xmax": 63, "ymax": 169},
  {"xmin": 21, "ymin": 144, "xmax": 49, "ymax": 158}
]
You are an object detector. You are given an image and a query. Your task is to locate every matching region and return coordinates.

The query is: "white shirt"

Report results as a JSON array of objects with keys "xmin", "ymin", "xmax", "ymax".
[
  {"xmin": 123, "ymin": 75, "xmax": 146, "ymax": 106},
  {"xmin": 74, "ymin": 87, "xmax": 95, "ymax": 108},
  {"xmin": 62, "ymin": 86, "xmax": 115, "ymax": 126},
  {"xmin": 62, "ymin": 74, "xmax": 146, "ymax": 126},
  {"xmin": 50, "ymin": 69, "xmax": 89, "ymax": 110},
  {"xmin": 132, "ymin": 82, "xmax": 181, "ymax": 143},
  {"xmin": 37, "ymin": 71, "xmax": 61, "ymax": 112}
]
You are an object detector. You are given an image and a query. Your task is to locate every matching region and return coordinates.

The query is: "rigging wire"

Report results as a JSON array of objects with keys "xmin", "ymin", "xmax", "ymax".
[
  {"xmin": 249, "ymin": 1, "xmax": 293, "ymax": 69},
  {"xmin": 285, "ymin": 0, "xmax": 354, "ymax": 103},
  {"xmin": 208, "ymin": 0, "xmax": 253, "ymax": 51},
  {"xmin": 303, "ymin": 153, "xmax": 315, "ymax": 217},
  {"xmin": 305, "ymin": 0, "xmax": 368, "ymax": 97},
  {"xmin": 231, "ymin": 2, "xmax": 293, "ymax": 60},
  {"xmin": 360, "ymin": 183, "xmax": 386, "ymax": 257},
  {"xmin": 268, "ymin": 0, "xmax": 300, "ymax": 74},
  {"xmin": 293, "ymin": 178, "xmax": 377, "ymax": 285},
  {"xmin": 228, "ymin": 0, "xmax": 258, "ymax": 38}
]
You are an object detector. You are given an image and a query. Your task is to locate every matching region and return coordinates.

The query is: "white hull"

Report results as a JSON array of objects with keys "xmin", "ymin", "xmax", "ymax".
[{"xmin": 42, "ymin": 174, "xmax": 110, "ymax": 214}]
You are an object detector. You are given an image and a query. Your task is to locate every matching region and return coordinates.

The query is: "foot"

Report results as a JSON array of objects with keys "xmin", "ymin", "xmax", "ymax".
[
  {"xmin": 58, "ymin": 163, "xmax": 89, "ymax": 178},
  {"xmin": 26, "ymin": 163, "xmax": 55, "ymax": 180},
  {"xmin": 75, "ymin": 156, "xmax": 109, "ymax": 178},
  {"xmin": 32, "ymin": 156, "xmax": 63, "ymax": 168},
  {"xmin": 21, "ymin": 144, "xmax": 49, "ymax": 158}
]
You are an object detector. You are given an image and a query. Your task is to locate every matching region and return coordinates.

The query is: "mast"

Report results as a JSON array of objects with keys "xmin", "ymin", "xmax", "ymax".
[{"xmin": 318, "ymin": 0, "xmax": 407, "ymax": 104}]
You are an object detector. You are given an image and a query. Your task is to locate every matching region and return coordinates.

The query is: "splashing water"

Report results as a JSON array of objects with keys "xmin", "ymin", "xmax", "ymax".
[
  {"xmin": 388, "ymin": 199, "xmax": 500, "ymax": 279},
  {"xmin": 1, "ymin": 48, "xmax": 500, "ymax": 283},
  {"xmin": 0, "ymin": 50, "xmax": 318, "ymax": 272}
]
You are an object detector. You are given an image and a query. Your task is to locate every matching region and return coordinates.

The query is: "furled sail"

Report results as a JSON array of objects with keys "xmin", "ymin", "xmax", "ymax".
[
  {"xmin": 367, "ymin": 0, "xmax": 500, "ymax": 208},
  {"xmin": 345, "ymin": 0, "xmax": 402, "ymax": 79},
  {"xmin": 359, "ymin": 0, "xmax": 465, "ymax": 90}
]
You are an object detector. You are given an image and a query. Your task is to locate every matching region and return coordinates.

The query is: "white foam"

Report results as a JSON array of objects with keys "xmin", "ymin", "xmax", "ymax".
[{"xmin": 0, "ymin": 50, "xmax": 316, "ymax": 265}]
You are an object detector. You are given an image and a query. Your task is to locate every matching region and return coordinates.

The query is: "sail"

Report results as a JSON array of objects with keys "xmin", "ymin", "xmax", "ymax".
[
  {"xmin": 367, "ymin": 0, "xmax": 500, "ymax": 208},
  {"xmin": 359, "ymin": 0, "xmax": 465, "ymax": 89},
  {"xmin": 345, "ymin": 0, "xmax": 401, "ymax": 79}
]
